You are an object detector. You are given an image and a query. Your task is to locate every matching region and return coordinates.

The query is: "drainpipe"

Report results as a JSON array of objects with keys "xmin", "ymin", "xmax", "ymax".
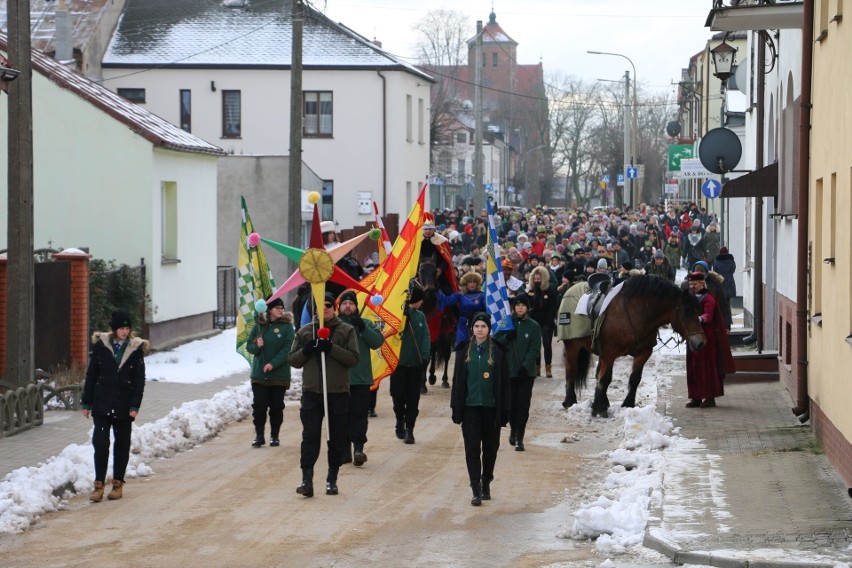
[
  {"xmin": 793, "ymin": 0, "xmax": 814, "ymax": 417},
  {"xmin": 377, "ymin": 70, "xmax": 387, "ymax": 214}
]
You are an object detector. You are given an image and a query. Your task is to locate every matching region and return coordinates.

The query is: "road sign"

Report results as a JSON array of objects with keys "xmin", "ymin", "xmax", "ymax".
[
  {"xmin": 701, "ymin": 178, "xmax": 722, "ymax": 199},
  {"xmin": 485, "ymin": 183, "xmax": 493, "ymax": 192},
  {"xmin": 667, "ymin": 144, "xmax": 694, "ymax": 171},
  {"xmin": 626, "ymin": 166, "xmax": 638, "ymax": 179},
  {"xmin": 601, "ymin": 175, "xmax": 610, "ymax": 183},
  {"xmin": 617, "ymin": 174, "xmax": 624, "ymax": 186},
  {"xmin": 664, "ymin": 183, "xmax": 679, "ymax": 195}
]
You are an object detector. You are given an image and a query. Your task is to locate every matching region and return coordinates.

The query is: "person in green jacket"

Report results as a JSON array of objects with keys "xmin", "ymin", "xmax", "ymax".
[
  {"xmin": 495, "ymin": 294, "xmax": 542, "ymax": 452},
  {"xmin": 336, "ymin": 290, "xmax": 384, "ymax": 466},
  {"xmin": 391, "ymin": 283, "xmax": 431, "ymax": 445},
  {"xmin": 246, "ymin": 297, "xmax": 295, "ymax": 448}
]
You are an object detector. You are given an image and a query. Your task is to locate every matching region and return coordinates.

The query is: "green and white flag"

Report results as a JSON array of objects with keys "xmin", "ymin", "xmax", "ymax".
[{"xmin": 236, "ymin": 196, "xmax": 276, "ymax": 363}]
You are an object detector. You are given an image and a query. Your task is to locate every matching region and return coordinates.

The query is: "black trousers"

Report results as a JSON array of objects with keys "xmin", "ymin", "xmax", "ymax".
[
  {"xmin": 460, "ymin": 406, "xmax": 501, "ymax": 485},
  {"xmin": 300, "ymin": 391, "xmax": 349, "ymax": 473},
  {"xmin": 390, "ymin": 365, "xmax": 422, "ymax": 429},
  {"xmin": 537, "ymin": 324, "xmax": 554, "ymax": 366},
  {"xmin": 92, "ymin": 415, "xmax": 133, "ymax": 482},
  {"xmin": 251, "ymin": 383, "xmax": 286, "ymax": 439},
  {"xmin": 347, "ymin": 384, "xmax": 371, "ymax": 449},
  {"xmin": 509, "ymin": 376, "xmax": 535, "ymax": 432}
]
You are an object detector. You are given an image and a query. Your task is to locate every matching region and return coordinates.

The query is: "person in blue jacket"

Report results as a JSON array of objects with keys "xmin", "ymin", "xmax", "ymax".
[{"xmin": 437, "ymin": 271, "xmax": 485, "ymax": 349}]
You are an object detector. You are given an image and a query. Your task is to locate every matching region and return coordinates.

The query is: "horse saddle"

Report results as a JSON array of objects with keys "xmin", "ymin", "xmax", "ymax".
[{"xmin": 585, "ymin": 273, "xmax": 612, "ymax": 321}]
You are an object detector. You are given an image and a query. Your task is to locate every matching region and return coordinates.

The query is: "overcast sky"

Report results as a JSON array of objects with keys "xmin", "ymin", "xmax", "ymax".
[{"xmin": 319, "ymin": 0, "xmax": 714, "ymax": 97}]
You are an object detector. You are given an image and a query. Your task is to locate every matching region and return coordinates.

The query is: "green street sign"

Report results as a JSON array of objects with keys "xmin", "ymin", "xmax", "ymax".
[{"xmin": 668, "ymin": 144, "xmax": 694, "ymax": 171}]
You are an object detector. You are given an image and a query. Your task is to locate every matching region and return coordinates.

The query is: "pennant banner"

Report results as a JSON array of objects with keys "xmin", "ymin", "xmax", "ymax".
[
  {"xmin": 485, "ymin": 200, "xmax": 514, "ymax": 334},
  {"xmin": 236, "ymin": 197, "xmax": 276, "ymax": 363}
]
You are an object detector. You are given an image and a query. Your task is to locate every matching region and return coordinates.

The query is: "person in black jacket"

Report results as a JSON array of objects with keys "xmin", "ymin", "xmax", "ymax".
[
  {"xmin": 82, "ymin": 309, "xmax": 149, "ymax": 502},
  {"xmin": 451, "ymin": 313, "xmax": 511, "ymax": 506}
]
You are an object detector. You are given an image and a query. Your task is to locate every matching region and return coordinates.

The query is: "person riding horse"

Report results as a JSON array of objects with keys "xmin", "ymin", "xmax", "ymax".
[{"xmin": 421, "ymin": 212, "xmax": 457, "ymax": 294}]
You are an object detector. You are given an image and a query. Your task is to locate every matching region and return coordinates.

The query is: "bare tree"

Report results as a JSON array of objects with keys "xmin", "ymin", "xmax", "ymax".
[
  {"xmin": 635, "ymin": 90, "xmax": 678, "ymax": 206},
  {"xmin": 412, "ymin": 10, "xmax": 471, "ymax": 169}
]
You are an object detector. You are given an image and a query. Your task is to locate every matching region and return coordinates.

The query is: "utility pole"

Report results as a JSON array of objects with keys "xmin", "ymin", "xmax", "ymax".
[
  {"xmin": 6, "ymin": 0, "xmax": 35, "ymax": 387},
  {"xmin": 622, "ymin": 70, "xmax": 631, "ymax": 209},
  {"xmin": 288, "ymin": 0, "xmax": 303, "ymax": 273},
  {"xmin": 472, "ymin": 20, "xmax": 484, "ymax": 217}
]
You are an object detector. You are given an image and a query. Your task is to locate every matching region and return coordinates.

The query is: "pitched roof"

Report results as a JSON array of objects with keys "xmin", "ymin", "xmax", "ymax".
[
  {"xmin": 467, "ymin": 11, "xmax": 517, "ymax": 46},
  {"xmin": 0, "ymin": 34, "xmax": 225, "ymax": 156},
  {"xmin": 0, "ymin": 0, "xmax": 112, "ymax": 55},
  {"xmin": 102, "ymin": 0, "xmax": 432, "ymax": 81}
]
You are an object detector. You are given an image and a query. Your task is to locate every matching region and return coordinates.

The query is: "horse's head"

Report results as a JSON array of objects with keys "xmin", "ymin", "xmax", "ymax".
[
  {"xmin": 418, "ymin": 259, "xmax": 438, "ymax": 290},
  {"xmin": 674, "ymin": 288, "xmax": 707, "ymax": 351}
]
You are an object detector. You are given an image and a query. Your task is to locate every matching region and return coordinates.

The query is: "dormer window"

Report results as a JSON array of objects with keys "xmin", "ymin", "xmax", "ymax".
[{"xmin": 456, "ymin": 131, "xmax": 467, "ymax": 144}]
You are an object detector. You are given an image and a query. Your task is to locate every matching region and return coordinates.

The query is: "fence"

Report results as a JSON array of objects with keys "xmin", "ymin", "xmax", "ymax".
[{"xmin": 0, "ymin": 380, "xmax": 44, "ymax": 438}]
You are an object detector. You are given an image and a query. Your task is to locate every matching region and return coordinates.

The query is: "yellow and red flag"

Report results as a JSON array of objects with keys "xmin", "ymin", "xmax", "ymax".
[{"xmin": 358, "ymin": 185, "xmax": 426, "ymax": 389}]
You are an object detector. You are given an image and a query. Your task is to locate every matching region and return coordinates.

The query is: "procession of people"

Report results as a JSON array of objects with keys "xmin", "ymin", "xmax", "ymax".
[{"xmin": 84, "ymin": 199, "xmax": 735, "ymax": 507}]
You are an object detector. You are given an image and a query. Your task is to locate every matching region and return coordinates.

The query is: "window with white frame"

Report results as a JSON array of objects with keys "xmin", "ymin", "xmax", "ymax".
[
  {"xmin": 304, "ymin": 91, "xmax": 333, "ymax": 137},
  {"xmin": 222, "ymin": 90, "xmax": 241, "ymax": 138}
]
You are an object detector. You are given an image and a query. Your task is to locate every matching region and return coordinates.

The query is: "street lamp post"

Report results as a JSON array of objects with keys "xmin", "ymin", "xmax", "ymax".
[{"xmin": 588, "ymin": 51, "xmax": 638, "ymax": 208}]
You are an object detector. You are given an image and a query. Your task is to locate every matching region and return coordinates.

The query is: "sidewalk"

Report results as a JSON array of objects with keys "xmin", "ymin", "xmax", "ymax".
[
  {"xmin": 0, "ymin": 372, "xmax": 249, "ymax": 480},
  {"xmin": 645, "ymin": 376, "xmax": 852, "ymax": 567}
]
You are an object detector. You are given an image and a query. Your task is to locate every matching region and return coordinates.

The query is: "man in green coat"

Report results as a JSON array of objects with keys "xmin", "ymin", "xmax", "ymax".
[
  {"xmin": 391, "ymin": 283, "xmax": 431, "ymax": 445},
  {"xmin": 336, "ymin": 290, "xmax": 384, "ymax": 466},
  {"xmin": 494, "ymin": 294, "xmax": 541, "ymax": 452}
]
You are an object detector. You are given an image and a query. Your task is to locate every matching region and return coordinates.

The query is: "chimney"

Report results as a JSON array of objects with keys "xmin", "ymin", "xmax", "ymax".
[
  {"xmin": 55, "ymin": 0, "xmax": 74, "ymax": 63},
  {"xmin": 372, "ymin": 38, "xmax": 382, "ymax": 49}
]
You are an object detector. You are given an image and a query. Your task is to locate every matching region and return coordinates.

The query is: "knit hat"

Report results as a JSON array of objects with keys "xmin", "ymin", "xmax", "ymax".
[
  {"xmin": 621, "ymin": 261, "xmax": 634, "ymax": 271},
  {"xmin": 596, "ymin": 258, "xmax": 608, "ymax": 270},
  {"xmin": 266, "ymin": 297, "xmax": 284, "ymax": 311},
  {"xmin": 720, "ymin": 246, "xmax": 729, "ymax": 254},
  {"xmin": 654, "ymin": 249, "xmax": 665, "ymax": 259},
  {"xmin": 324, "ymin": 292, "xmax": 337, "ymax": 306},
  {"xmin": 110, "ymin": 309, "xmax": 132, "ymax": 331},
  {"xmin": 469, "ymin": 312, "xmax": 492, "ymax": 332},
  {"xmin": 338, "ymin": 290, "xmax": 358, "ymax": 307},
  {"xmin": 691, "ymin": 260, "xmax": 710, "ymax": 273},
  {"xmin": 511, "ymin": 294, "xmax": 531, "ymax": 309}
]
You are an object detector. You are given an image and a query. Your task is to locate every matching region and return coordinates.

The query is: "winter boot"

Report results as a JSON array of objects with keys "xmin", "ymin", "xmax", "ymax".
[
  {"xmin": 515, "ymin": 429, "xmax": 525, "ymax": 452},
  {"xmin": 107, "ymin": 480, "xmax": 125, "ymax": 500},
  {"xmin": 89, "ymin": 480, "xmax": 105, "ymax": 503},
  {"xmin": 535, "ymin": 364, "xmax": 541, "ymax": 377},
  {"xmin": 546, "ymin": 364, "xmax": 553, "ymax": 378},
  {"xmin": 326, "ymin": 468, "xmax": 339, "ymax": 495},
  {"xmin": 470, "ymin": 482, "xmax": 482, "ymax": 506},
  {"xmin": 353, "ymin": 444, "xmax": 368, "ymax": 467},
  {"xmin": 395, "ymin": 419, "xmax": 406, "ymax": 440},
  {"xmin": 251, "ymin": 436, "xmax": 265, "ymax": 448},
  {"xmin": 481, "ymin": 477, "xmax": 492, "ymax": 501},
  {"xmin": 296, "ymin": 468, "xmax": 314, "ymax": 498},
  {"xmin": 508, "ymin": 428, "xmax": 517, "ymax": 446},
  {"xmin": 404, "ymin": 426, "xmax": 415, "ymax": 445}
]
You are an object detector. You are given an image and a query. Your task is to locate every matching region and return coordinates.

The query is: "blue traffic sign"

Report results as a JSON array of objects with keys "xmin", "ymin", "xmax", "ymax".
[
  {"xmin": 702, "ymin": 178, "xmax": 722, "ymax": 199},
  {"xmin": 601, "ymin": 175, "xmax": 610, "ymax": 183},
  {"xmin": 617, "ymin": 174, "xmax": 625, "ymax": 186},
  {"xmin": 626, "ymin": 166, "xmax": 639, "ymax": 179}
]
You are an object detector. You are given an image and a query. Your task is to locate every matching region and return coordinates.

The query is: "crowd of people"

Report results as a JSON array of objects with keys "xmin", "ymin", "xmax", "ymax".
[{"xmin": 81, "ymin": 200, "xmax": 737, "ymax": 507}]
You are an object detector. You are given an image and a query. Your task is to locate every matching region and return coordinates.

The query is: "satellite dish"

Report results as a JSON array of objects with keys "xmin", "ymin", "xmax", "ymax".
[
  {"xmin": 730, "ymin": 62, "xmax": 748, "ymax": 92},
  {"xmin": 665, "ymin": 121, "xmax": 681, "ymax": 138},
  {"xmin": 698, "ymin": 128, "xmax": 742, "ymax": 174}
]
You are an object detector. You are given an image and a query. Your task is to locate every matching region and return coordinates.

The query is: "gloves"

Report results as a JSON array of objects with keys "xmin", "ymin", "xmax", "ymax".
[
  {"xmin": 351, "ymin": 316, "xmax": 366, "ymax": 332},
  {"xmin": 452, "ymin": 410, "xmax": 462, "ymax": 425},
  {"xmin": 301, "ymin": 341, "xmax": 316, "ymax": 355},
  {"xmin": 315, "ymin": 338, "xmax": 333, "ymax": 353}
]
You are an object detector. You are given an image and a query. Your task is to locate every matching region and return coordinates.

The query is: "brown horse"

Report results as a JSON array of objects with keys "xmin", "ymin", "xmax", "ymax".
[{"xmin": 562, "ymin": 275, "xmax": 707, "ymax": 417}]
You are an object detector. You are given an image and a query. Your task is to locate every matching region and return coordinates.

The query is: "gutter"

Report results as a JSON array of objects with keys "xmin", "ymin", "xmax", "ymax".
[
  {"xmin": 377, "ymin": 70, "xmax": 387, "ymax": 214},
  {"xmin": 793, "ymin": 0, "xmax": 813, "ymax": 417}
]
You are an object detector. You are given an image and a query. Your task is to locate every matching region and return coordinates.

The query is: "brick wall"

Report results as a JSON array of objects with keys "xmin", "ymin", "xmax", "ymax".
[
  {"xmin": 812, "ymin": 400, "xmax": 852, "ymax": 487},
  {"xmin": 0, "ymin": 251, "xmax": 91, "ymax": 379}
]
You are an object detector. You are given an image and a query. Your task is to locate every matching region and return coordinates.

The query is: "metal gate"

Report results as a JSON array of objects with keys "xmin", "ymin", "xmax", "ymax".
[
  {"xmin": 34, "ymin": 261, "xmax": 71, "ymax": 371},
  {"xmin": 215, "ymin": 266, "xmax": 237, "ymax": 329}
]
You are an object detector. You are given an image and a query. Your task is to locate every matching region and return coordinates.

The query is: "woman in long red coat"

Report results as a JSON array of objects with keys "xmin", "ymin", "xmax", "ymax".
[{"xmin": 685, "ymin": 271, "xmax": 735, "ymax": 408}]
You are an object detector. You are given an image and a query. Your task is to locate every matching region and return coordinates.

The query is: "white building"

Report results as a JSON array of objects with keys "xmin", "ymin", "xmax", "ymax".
[{"xmin": 99, "ymin": 0, "xmax": 434, "ymax": 232}]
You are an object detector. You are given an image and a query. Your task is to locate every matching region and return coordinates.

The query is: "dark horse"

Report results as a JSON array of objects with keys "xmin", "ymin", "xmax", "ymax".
[
  {"xmin": 416, "ymin": 260, "xmax": 455, "ymax": 387},
  {"xmin": 562, "ymin": 275, "xmax": 707, "ymax": 417}
]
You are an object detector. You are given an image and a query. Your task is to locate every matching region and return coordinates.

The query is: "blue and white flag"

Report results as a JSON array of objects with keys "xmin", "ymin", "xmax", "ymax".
[{"xmin": 484, "ymin": 200, "xmax": 514, "ymax": 334}]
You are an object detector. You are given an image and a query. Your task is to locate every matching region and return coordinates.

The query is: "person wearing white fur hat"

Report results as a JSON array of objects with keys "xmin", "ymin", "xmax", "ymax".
[{"xmin": 320, "ymin": 220, "xmax": 341, "ymax": 250}]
